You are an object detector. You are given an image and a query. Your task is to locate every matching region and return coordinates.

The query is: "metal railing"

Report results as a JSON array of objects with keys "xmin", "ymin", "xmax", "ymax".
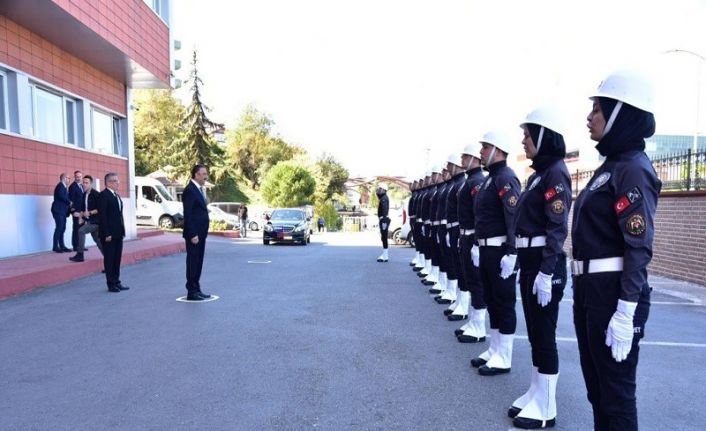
[{"xmin": 570, "ymin": 149, "xmax": 706, "ymax": 195}]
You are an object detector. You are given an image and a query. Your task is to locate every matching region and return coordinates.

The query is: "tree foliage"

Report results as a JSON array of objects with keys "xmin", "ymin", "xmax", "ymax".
[
  {"xmin": 226, "ymin": 105, "xmax": 303, "ymax": 188},
  {"xmin": 133, "ymin": 89, "xmax": 185, "ymax": 175},
  {"xmin": 313, "ymin": 153, "xmax": 349, "ymax": 204},
  {"xmin": 168, "ymin": 50, "xmax": 224, "ymax": 179},
  {"xmin": 261, "ymin": 161, "xmax": 316, "ymax": 207}
]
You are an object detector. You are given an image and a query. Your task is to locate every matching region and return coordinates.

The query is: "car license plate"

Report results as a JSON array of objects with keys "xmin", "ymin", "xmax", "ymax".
[{"xmin": 283, "ymin": 234, "xmax": 292, "ymax": 239}]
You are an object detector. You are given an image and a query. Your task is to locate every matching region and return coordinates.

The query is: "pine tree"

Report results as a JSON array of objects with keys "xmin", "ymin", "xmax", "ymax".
[{"xmin": 170, "ymin": 50, "xmax": 224, "ymax": 178}]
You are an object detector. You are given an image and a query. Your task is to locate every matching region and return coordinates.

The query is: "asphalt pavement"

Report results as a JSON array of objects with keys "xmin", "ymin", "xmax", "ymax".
[{"xmin": 1, "ymin": 231, "xmax": 705, "ymax": 431}]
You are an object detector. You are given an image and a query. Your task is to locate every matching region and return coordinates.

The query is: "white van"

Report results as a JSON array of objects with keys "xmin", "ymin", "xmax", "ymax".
[{"xmin": 134, "ymin": 176, "xmax": 184, "ymax": 229}]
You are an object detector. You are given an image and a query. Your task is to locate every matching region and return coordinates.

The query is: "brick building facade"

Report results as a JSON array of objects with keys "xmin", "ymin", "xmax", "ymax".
[{"xmin": 0, "ymin": 0, "xmax": 172, "ymax": 258}]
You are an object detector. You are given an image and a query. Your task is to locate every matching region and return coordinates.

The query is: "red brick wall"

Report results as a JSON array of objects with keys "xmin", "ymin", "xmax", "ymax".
[
  {"xmin": 51, "ymin": 0, "xmax": 170, "ymax": 84},
  {"xmin": 0, "ymin": 134, "xmax": 130, "ymax": 197},
  {"xmin": 565, "ymin": 195, "xmax": 706, "ymax": 286},
  {"xmin": 0, "ymin": 16, "xmax": 126, "ymax": 115}
]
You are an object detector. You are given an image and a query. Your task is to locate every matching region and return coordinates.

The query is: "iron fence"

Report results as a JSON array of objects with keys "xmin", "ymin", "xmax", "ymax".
[{"xmin": 570, "ymin": 149, "xmax": 706, "ymax": 195}]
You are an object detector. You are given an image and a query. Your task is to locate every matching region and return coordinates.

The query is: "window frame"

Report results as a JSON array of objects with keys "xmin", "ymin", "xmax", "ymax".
[
  {"xmin": 91, "ymin": 107, "xmax": 124, "ymax": 156},
  {"xmin": 30, "ymin": 84, "xmax": 77, "ymax": 146},
  {"xmin": 0, "ymin": 69, "xmax": 8, "ymax": 131}
]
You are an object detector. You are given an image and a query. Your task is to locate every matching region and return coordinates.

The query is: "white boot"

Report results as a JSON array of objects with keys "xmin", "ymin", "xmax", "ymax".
[
  {"xmin": 459, "ymin": 308, "xmax": 487, "ymax": 342},
  {"xmin": 479, "ymin": 333, "xmax": 514, "ymax": 375},
  {"xmin": 420, "ymin": 259, "xmax": 431, "ymax": 276},
  {"xmin": 513, "ymin": 373, "xmax": 559, "ymax": 429},
  {"xmin": 431, "ymin": 272, "xmax": 447, "ymax": 293},
  {"xmin": 470, "ymin": 327, "xmax": 497, "ymax": 367},
  {"xmin": 508, "ymin": 366, "xmax": 539, "ymax": 418},
  {"xmin": 414, "ymin": 253, "xmax": 426, "ymax": 269},
  {"xmin": 411, "ymin": 252, "xmax": 420, "ymax": 266},
  {"xmin": 448, "ymin": 289, "xmax": 468, "ymax": 320},
  {"xmin": 425, "ymin": 266, "xmax": 439, "ymax": 284},
  {"xmin": 438, "ymin": 279, "xmax": 458, "ymax": 303},
  {"xmin": 454, "ymin": 320, "xmax": 471, "ymax": 336},
  {"xmin": 377, "ymin": 249, "xmax": 389, "ymax": 262}
]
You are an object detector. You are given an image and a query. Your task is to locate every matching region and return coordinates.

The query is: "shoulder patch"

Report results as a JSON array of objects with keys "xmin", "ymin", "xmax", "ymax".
[
  {"xmin": 589, "ymin": 172, "xmax": 611, "ymax": 191},
  {"xmin": 498, "ymin": 183, "xmax": 512, "ymax": 198},
  {"xmin": 626, "ymin": 213, "xmax": 646, "ymax": 235},
  {"xmin": 544, "ymin": 183, "xmax": 565, "ymax": 201},
  {"xmin": 614, "ymin": 186, "xmax": 643, "ymax": 215},
  {"xmin": 508, "ymin": 195, "xmax": 518, "ymax": 207},
  {"xmin": 528, "ymin": 176, "xmax": 541, "ymax": 191},
  {"xmin": 551, "ymin": 199, "xmax": 564, "ymax": 214},
  {"xmin": 471, "ymin": 184, "xmax": 481, "ymax": 196}
]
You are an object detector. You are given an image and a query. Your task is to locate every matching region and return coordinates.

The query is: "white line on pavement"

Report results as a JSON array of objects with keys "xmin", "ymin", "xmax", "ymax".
[{"xmin": 514, "ymin": 335, "xmax": 706, "ymax": 348}]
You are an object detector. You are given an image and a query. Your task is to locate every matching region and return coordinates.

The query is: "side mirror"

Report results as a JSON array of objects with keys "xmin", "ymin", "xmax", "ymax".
[
  {"xmin": 155, "ymin": 195, "xmax": 162, "ymax": 203},
  {"xmin": 306, "ymin": 216, "xmax": 311, "ymax": 222}
]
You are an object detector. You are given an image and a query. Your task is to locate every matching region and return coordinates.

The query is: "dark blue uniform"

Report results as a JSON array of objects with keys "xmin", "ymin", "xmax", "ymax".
[
  {"xmin": 572, "ymin": 151, "xmax": 660, "ymax": 431},
  {"xmin": 419, "ymin": 185, "xmax": 436, "ymax": 271},
  {"xmin": 51, "ymin": 181, "xmax": 71, "ymax": 251},
  {"xmin": 443, "ymin": 173, "xmax": 465, "ymax": 282},
  {"xmin": 434, "ymin": 180, "xmax": 451, "ymax": 277},
  {"xmin": 377, "ymin": 191, "xmax": 390, "ymax": 249},
  {"xmin": 458, "ymin": 167, "xmax": 486, "ymax": 309},
  {"xmin": 473, "ymin": 160, "xmax": 521, "ymax": 335},
  {"xmin": 516, "ymin": 156, "xmax": 571, "ymax": 375}
]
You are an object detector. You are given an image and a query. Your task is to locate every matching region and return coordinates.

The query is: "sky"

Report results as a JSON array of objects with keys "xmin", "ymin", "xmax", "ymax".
[{"xmin": 172, "ymin": 0, "xmax": 706, "ymax": 178}]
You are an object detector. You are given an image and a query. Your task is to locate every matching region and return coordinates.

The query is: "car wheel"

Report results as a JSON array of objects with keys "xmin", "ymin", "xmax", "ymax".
[
  {"xmin": 407, "ymin": 232, "xmax": 415, "ymax": 247},
  {"xmin": 392, "ymin": 228, "xmax": 406, "ymax": 245},
  {"xmin": 263, "ymin": 239, "xmax": 270, "ymax": 245},
  {"xmin": 159, "ymin": 215, "xmax": 175, "ymax": 229},
  {"xmin": 249, "ymin": 221, "xmax": 259, "ymax": 231}
]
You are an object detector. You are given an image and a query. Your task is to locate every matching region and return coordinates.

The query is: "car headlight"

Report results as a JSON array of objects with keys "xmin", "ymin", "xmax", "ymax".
[
  {"xmin": 264, "ymin": 224, "xmax": 273, "ymax": 232},
  {"xmin": 294, "ymin": 224, "xmax": 305, "ymax": 232}
]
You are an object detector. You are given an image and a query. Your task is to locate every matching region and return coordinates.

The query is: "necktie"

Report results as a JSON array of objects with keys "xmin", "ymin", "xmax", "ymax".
[
  {"xmin": 115, "ymin": 191, "xmax": 122, "ymax": 212},
  {"xmin": 200, "ymin": 186, "xmax": 208, "ymax": 203}
]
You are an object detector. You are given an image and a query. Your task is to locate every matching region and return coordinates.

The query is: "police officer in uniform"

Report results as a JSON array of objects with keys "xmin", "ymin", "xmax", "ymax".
[
  {"xmin": 417, "ymin": 172, "xmax": 434, "ymax": 278},
  {"xmin": 376, "ymin": 183, "xmax": 390, "ymax": 262},
  {"xmin": 572, "ymin": 70, "xmax": 660, "ymax": 431},
  {"xmin": 430, "ymin": 165, "xmax": 452, "ymax": 297},
  {"xmin": 454, "ymin": 143, "xmax": 488, "ymax": 342},
  {"xmin": 409, "ymin": 180, "xmax": 421, "ymax": 268},
  {"xmin": 510, "ymin": 107, "xmax": 572, "ymax": 429},
  {"xmin": 438, "ymin": 153, "xmax": 467, "ymax": 315},
  {"xmin": 421, "ymin": 166, "xmax": 443, "ymax": 286},
  {"xmin": 471, "ymin": 130, "xmax": 521, "ymax": 376}
]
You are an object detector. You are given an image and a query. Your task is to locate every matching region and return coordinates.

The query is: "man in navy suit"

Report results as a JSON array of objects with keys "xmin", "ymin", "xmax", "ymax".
[
  {"xmin": 182, "ymin": 164, "xmax": 211, "ymax": 301},
  {"xmin": 99, "ymin": 172, "xmax": 129, "ymax": 293},
  {"xmin": 51, "ymin": 173, "xmax": 72, "ymax": 252},
  {"xmin": 68, "ymin": 170, "xmax": 84, "ymax": 251}
]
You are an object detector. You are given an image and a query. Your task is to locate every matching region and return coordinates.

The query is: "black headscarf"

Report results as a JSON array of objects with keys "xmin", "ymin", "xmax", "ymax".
[
  {"xmin": 526, "ymin": 123, "xmax": 566, "ymax": 171},
  {"xmin": 595, "ymin": 97, "xmax": 656, "ymax": 158}
]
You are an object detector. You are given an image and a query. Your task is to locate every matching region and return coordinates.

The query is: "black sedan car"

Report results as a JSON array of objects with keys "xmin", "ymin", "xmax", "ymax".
[{"xmin": 263, "ymin": 208, "xmax": 312, "ymax": 245}]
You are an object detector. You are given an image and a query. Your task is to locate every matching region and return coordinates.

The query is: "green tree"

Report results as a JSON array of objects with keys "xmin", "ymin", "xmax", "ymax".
[
  {"xmin": 169, "ymin": 50, "xmax": 224, "ymax": 179},
  {"xmin": 261, "ymin": 161, "xmax": 316, "ymax": 207},
  {"xmin": 226, "ymin": 104, "xmax": 303, "ymax": 188},
  {"xmin": 314, "ymin": 201, "xmax": 342, "ymax": 231},
  {"xmin": 133, "ymin": 89, "xmax": 185, "ymax": 175},
  {"xmin": 313, "ymin": 153, "xmax": 349, "ymax": 204}
]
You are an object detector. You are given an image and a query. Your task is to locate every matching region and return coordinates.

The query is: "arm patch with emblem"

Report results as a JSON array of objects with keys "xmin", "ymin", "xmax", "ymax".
[
  {"xmin": 498, "ymin": 183, "xmax": 511, "ymax": 198},
  {"xmin": 544, "ymin": 183, "xmax": 565, "ymax": 201},
  {"xmin": 614, "ymin": 186, "xmax": 643, "ymax": 215}
]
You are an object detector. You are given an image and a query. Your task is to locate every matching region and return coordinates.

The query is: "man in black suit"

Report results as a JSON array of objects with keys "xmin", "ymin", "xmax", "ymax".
[
  {"xmin": 68, "ymin": 170, "xmax": 84, "ymax": 251},
  {"xmin": 51, "ymin": 173, "xmax": 72, "ymax": 252},
  {"xmin": 182, "ymin": 164, "xmax": 211, "ymax": 301},
  {"xmin": 99, "ymin": 172, "xmax": 129, "ymax": 293},
  {"xmin": 70, "ymin": 175, "xmax": 104, "ymax": 263}
]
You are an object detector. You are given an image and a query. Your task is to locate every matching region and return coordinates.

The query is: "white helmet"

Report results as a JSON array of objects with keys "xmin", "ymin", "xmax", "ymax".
[
  {"xmin": 479, "ymin": 129, "xmax": 514, "ymax": 154},
  {"xmin": 462, "ymin": 142, "xmax": 482, "ymax": 159},
  {"xmin": 591, "ymin": 69, "xmax": 655, "ymax": 114},
  {"xmin": 378, "ymin": 183, "xmax": 388, "ymax": 191},
  {"xmin": 521, "ymin": 105, "xmax": 565, "ymax": 136},
  {"xmin": 446, "ymin": 152, "xmax": 462, "ymax": 167}
]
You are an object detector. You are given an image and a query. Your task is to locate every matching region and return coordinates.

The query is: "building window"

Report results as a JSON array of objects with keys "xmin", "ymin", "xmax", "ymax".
[
  {"xmin": 0, "ymin": 70, "xmax": 7, "ymax": 131},
  {"xmin": 31, "ymin": 86, "xmax": 77, "ymax": 145},
  {"xmin": 92, "ymin": 108, "xmax": 124, "ymax": 155}
]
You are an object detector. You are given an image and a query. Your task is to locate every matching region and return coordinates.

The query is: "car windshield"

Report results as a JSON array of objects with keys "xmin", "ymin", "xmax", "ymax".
[
  {"xmin": 209, "ymin": 206, "xmax": 226, "ymax": 215},
  {"xmin": 154, "ymin": 184, "xmax": 174, "ymax": 201},
  {"xmin": 271, "ymin": 209, "xmax": 304, "ymax": 221}
]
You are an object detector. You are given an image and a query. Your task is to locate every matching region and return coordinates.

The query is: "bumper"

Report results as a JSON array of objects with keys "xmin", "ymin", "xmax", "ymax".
[{"xmin": 263, "ymin": 230, "xmax": 307, "ymax": 242}]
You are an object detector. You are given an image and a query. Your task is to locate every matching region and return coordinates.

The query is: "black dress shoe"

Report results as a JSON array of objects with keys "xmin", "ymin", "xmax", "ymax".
[
  {"xmin": 416, "ymin": 272, "xmax": 425, "ymax": 278},
  {"xmin": 513, "ymin": 416, "xmax": 556, "ymax": 429},
  {"xmin": 186, "ymin": 294, "xmax": 204, "ymax": 301},
  {"xmin": 470, "ymin": 357, "xmax": 488, "ymax": 368},
  {"xmin": 478, "ymin": 364, "xmax": 511, "ymax": 376},
  {"xmin": 507, "ymin": 406, "xmax": 522, "ymax": 418},
  {"xmin": 428, "ymin": 287, "xmax": 442, "ymax": 294},
  {"xmin": 422, "ymin": 280, "xmax": 435, "ymax": 286},
  {"xmin": 435, "ymin": 297, "xmax": 452, "ymax": 304},
  {"xmin": 454, "ymin": 328, "xmax": 465, "ymax": 336},
  {"xmin": 412, "ymin": 267, "xmax": 422, "ymax": 272},
  {"xmin": 117, "ymin": 285, "xmax": 130, "ymax": 290},
  {"xmin": 198, "ymin": 292, "xmax": 212, "ymax": 299},
  {"xmin": 409, "ymin": 262, "xmax": 415, "ymax": 266},
  {"xmin": 447, "ymin": 313, "xmax": 467, "ymax": 321},
  {"xmin": 60, "ymin": 247, "xmax": 71, "ymax": 252},
  {"xmin": 458, "ymin": 334, "xmax": 486, "ymax": 343},
  {"xmin": 53, "ymin": 248, "xmax": 63, "ymax": 253},
  {"xmin": 108, "ymin": 287, "xmax": 121, "ymax": 292},
  {"xmin": 69, "ymin": 254, "xmax": 84, "ymax": 262},
  {"xmin": 443, "ymin": 309, "xmax": 454, "ymax": 316}
]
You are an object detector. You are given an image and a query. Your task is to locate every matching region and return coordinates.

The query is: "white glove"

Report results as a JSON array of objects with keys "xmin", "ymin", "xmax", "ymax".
[
  {"xmin": 532, "ymin": 272, "xmax": 553, "ymax": 307},
  {"xmin": 471, "ymin": 245, "xmax": 480, "ymax": 267},
  {"xmin": 499, "ymin": 254, "xmax": 517, "ymax": 279},
  {"xmin": 445, "ymin": 232, "xmax": 450, "ymax": 247},
  {"xmin": 421, "ymin": 225, "xmax": 426, "ymax": 236},
  {"xmin": 605, "ymin": 300, "xmax": 637, "ymax": 362}
]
